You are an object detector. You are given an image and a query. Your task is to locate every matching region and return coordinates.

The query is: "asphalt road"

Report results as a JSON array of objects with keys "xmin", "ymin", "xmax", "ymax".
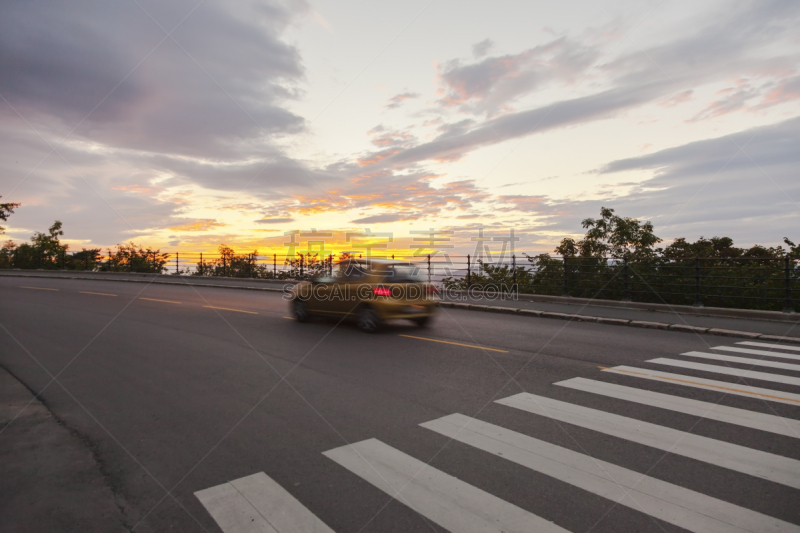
[{"xmin": 1, "ymin": 276, "xmax": 799, "ymax": 533}]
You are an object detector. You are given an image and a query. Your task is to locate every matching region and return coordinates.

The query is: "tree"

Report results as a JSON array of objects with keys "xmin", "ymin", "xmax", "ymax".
[
  {"xmin": 555, "ymin": 207, "xmax": 662, "ymax": 260},
  {"xmin": 97, "ymin": 242, "xmax": 170, "ymax": 273},
  {"xmin": 194, "ymin": 245, "xmax": 264, "ymax": 278},
  {"xmin": 0, "ymin": 240, "xmax": 16, "ymax": 268},
  {"xmin": 0, "ymin": 197, "xmax": 21, "ymax": 235},
  {"xmin": 12, "ymin": 220, "xmax": 69, "ymax": 269}
]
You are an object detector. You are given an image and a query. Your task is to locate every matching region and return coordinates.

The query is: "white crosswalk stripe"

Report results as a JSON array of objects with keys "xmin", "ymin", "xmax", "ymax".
[
  {"xmin": 714, "ymin": 345, "xmax": 800, "ymax": 361},
  {"xmin": 323, "ymin": 438, "xmax": 570, "ymax": 533},
  {"xmin": 195, "ymin": 472, "xmax": 334, "ymax": 533},
  {"xmin": 496, "ymin": 392, "xmax": 800, "ymax": 489},
  {"xmin": 738, "ymin": 341, "xmax": 800, "ymax": 352},
  {"xmin": 421, "ymin": 413, "xmax": 800, "ymax": 533},
  {"xmin": 601, "ymin": 365, "xmax": 800, "ymax": 406},
  {"xmin": 648, "ymin": 358, "xmax": 800, "ymax": 386},
  {"xmin": 554, "ymin": 377, "xmax": 800, "ymax": 438},
  {"xmin": 198, "ymin": 343, "xmax": 800, "ymax": 533},
  {"xmin": 682, "ymin": 351, "xmax": 800, "ymax": 372}
]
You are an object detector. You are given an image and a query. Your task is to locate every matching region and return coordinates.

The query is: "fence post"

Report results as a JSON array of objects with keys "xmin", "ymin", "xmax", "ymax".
[
  {"xmin": 512, "ymin": 254, "xmax": 517, "ymax": 295},
  {"xmin": 622, "ymin": 255, "xmax": 631, "ymax": 301},
  {"xmin": 785, "ymin": 255, "xmax": 793, "ymax": 313},
  {"xmin": 273, "ymin": 253, "xmax": 277, "ymax": 278},
  {"xmin": 200, "ymin": 252, "xmax": 203, "ymax": 275},
  {"xmin": 299, "ymin": 253, "xmax": 304, "ymax": 277},
  {"xmin": 328, "ymin": 254, "xmax": 332, "ymax": 276},
  {"xmin": 248, "ymin": 254, "xmax": 252, "ymax": 278},
  {"xmin": 563, "ymin": 256, "xmax": 569, "ymax": 296},
  {"xmin": 427, "ymin": 254, "xmax": 431, "ymax": 284},
  {"xmin": 694, "ymin": 256, "xmax": 703, "ymax": 307},
  {"xmin": 176, "ymin": 252, "xmax": 179, "ymax": 275},
  {"xmin": 223, "ymin": 255, "xmax": 227, "ymax": 277},
  {"xmin": 466, "ymin": 254, "xmax": 471, "ymax": 289}
]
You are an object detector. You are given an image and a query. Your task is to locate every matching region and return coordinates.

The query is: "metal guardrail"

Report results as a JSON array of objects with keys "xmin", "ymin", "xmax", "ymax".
[{"xmin": 2, "ymin": 251, "xmax": 797, "ymax": 312}]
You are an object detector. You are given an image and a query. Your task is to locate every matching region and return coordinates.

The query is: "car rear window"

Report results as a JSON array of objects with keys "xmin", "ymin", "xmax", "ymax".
[{"xmin": 382, "ymin": 265, "xmax": 424, "ymax": 282}]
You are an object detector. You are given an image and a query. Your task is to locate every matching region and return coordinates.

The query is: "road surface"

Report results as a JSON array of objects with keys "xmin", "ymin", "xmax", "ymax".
[{"xmin": 1, "ymin": 276, "xmax": 799, "ymax": 532}]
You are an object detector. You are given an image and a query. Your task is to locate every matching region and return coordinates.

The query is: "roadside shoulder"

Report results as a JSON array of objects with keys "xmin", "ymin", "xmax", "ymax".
[{"xmin": 0, "ymin": 366, "xmax": 130, "ymax": 532}]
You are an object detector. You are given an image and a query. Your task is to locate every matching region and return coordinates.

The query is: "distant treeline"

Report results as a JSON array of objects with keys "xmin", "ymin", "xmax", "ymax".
[
  {"xmin": 2, "ymin": 206, "xmax": 798, "ymax": 311},
  {"xmin": 441, "ymin": 208, "xmax": 800, "ymax": 311}
]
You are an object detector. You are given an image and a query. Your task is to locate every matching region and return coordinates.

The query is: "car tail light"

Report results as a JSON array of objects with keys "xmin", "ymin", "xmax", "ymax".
[
  {"xmin": 426, "ymin": 285, "xmax": 440, "ymax": 295},
  {"xmin": 373, "ymin": 287, "xmax": 391, "ymax": 296}
]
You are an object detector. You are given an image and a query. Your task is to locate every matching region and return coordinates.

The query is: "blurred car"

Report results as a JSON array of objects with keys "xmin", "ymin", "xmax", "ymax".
[{"xmin": 288, "ymin": 258, "xmax": 439, "ymax": 332}]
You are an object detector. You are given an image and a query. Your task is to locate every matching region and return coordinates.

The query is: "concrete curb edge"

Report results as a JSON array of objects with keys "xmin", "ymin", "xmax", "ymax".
[{"xmin": 439, "ymin": 301, "xmax": 800, "ymax": 344}]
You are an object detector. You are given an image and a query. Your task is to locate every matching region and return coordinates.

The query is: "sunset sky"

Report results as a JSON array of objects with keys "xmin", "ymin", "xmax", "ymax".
[{"xmin": 1, "ymin": 0, "xmax": 799, "ymax": 258}]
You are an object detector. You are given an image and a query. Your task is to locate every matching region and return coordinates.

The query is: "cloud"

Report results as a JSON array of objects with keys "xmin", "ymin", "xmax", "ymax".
[
  {"xmin": 255, "ymin": 217, "xmax": 295, "ymax": 224},
  {"xmin": 754, "ymin": 74, "xmax": 800, "ymax": 109},
  {"xmin": 688, "ymin": 84, "xmax": 760, "ymax": 122},
  {"xmin": 437, "ymin": 36, "xmax": 598, "ymax": 115},
  {"xmin": 495, "ymin": 195, "xmax": 549, "ymax": 213},
  {"xmin": 471, "ymin": 39, "xmax": 494, "ymax": 58},
  {"xmin": 358, "ymin": 1, "xmax": 800, "ymax": 168},
  {"xmin": 352, "ymin": 213, "xmax": 415, "ymax": 224},
  {"xmin": 169, "ymin": 219, "xmax": 227, "ymax": 232},
  {"xmin": 586, "ymin": 115, "xmax": 800, "ymax": 243},
  {"xmin": 367, "ymin": 127, "xmax": 417, "ymax": 147},
  {"xmin": 385, "ymin": 92, "xmax": 420, "ymax": 109},
  {"xmin": 0, "ymin": 0, "xmax": 306, "ymax": 160}
]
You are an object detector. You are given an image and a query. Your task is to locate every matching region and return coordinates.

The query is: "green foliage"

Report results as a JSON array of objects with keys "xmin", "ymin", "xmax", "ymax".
[
  {"xmin": 194, "ymin": 245, "xmax": 267, "ymax": 278},
  {"xmin": 97, "ymin": 243, "xmax": 169, "ymax": 273},
  {"xmin": 443, "ymin": 207, "xmax": 799, "ymax": 311},
  {"xmin": 10, "ymin": 221, "xmax": 70, "ymax": 269},
  {"xmin": 442, "ymin": 259, "xmax": 530, "ymax": 293},
  {"xmin": 0, "ymin": 240, "xmax": 16, "ymax": 269},
  {"xmin": 555, "ymin": 207, "xmax": 662, "ymax": 260},
  {"xmin": 0, "ymin": 197, "xmax": 20, "ymax": 235},
  {"xmin": 192, "ymin": 245, "xmax": 329, "ymax": 279}
]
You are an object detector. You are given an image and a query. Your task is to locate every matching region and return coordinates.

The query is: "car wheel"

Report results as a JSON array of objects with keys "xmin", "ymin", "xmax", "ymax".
[
  {"xmin": 357, "ymin": 307, "xmax": 380, "ymax": 333},
  {"xmin": 292, "ymin": 299, "xmax": 310, "ymax": 322},
  {"xmin": 413, "ymin": 315, "xmax": 430, "ymax": 327}
]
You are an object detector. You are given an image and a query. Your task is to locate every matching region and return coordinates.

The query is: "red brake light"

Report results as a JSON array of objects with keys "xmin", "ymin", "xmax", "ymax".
[
  {"xmin": 426, "ymin": 285, "xmax": 439, "ymax": 295},
  {"xmin": 373, "ymin": 287, "xmax": 391, "ymax": 296}
]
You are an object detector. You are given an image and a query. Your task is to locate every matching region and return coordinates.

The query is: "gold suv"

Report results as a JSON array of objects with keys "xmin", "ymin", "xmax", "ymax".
[{"xmin": 288, "ymin": 259, "xmax": 440, "ymax": 332}]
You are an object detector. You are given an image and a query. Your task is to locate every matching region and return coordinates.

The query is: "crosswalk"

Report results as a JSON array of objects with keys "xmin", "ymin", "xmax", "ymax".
[{"xmin": 196, "ymin": 340, "xmax": 800, "ymax": 533}]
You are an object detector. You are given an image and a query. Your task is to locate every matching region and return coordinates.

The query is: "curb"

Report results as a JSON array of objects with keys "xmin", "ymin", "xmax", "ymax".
[
  {"xmin": 0, "ymin": 272, "xmax": 288, "ymax": 293},
  {"xmin": 439, "ymin": 301, "xmax": 800, "ymax": 344},
  {"xmin": 446, "ymin": 289, "xmax": 798, "ymax": 323}
]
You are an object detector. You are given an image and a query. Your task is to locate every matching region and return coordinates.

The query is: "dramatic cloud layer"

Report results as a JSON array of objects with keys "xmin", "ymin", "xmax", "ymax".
[{"xmin": 1, "ymin": 0, "xmax": 798, "ymax": 251}]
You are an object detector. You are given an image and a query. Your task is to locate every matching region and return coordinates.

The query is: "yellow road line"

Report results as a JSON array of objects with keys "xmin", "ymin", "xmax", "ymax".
[
  {"xmin": 20, "ymin": 286, "xmax": 58, "ymax": 291},
  {"xmin": 140, "ymin": 297, "xmax": 181, "ymax": 304},
  {"xmin": 398, "ymin": 334, "xmax": 508, "ymax": 353},
  {"xmin": 608, "ymin": 368, "xmax": 800, "ymax": 404},
  {"xmin": 80, "ymin": 291, "xmax": 117, "ymax": 297},
  {"xmin": 283, "ymin": 316, "xmax": 295, "ymax": 320},
  {"xmin": 203, "ymin": 305, "xmax": 258, "ymax": 315}
]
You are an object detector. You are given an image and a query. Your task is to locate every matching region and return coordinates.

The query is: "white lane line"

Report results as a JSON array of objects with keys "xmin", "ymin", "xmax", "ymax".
[
  {"xmin": 602, "ymin": 365, "xmax": 800, "ymax": 407},
  {"xmin": 496, "ymin": 393, "xmax": 800, "ymax": 489},
  {"xmin": 554, "ymin": 378, "xmax": 800, "ymax": 438},
  {"xmin": 194, "ymin": 472, "xmax": 334, "ymax": 533},
  {"xmin": 682, "ymin": 351, "xmax": 800, "ymax": 372},
  {"xmin": 323, "ymin": 438, "xmax": 569, "ymax": 533},
  {"xmin": 739, "ymin": 341, "xmax": 800, "ymax": 352},
  {"xmin": 714, "ymin": 346, "xmax": 800, "ymax": 362},
  {"xmin": 648, "ymin": 358, "xmax": 800, "ymax": 387},
  {"xmin": 422, "ymin": 413, "xmax": 800, "ymax": 533}
]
